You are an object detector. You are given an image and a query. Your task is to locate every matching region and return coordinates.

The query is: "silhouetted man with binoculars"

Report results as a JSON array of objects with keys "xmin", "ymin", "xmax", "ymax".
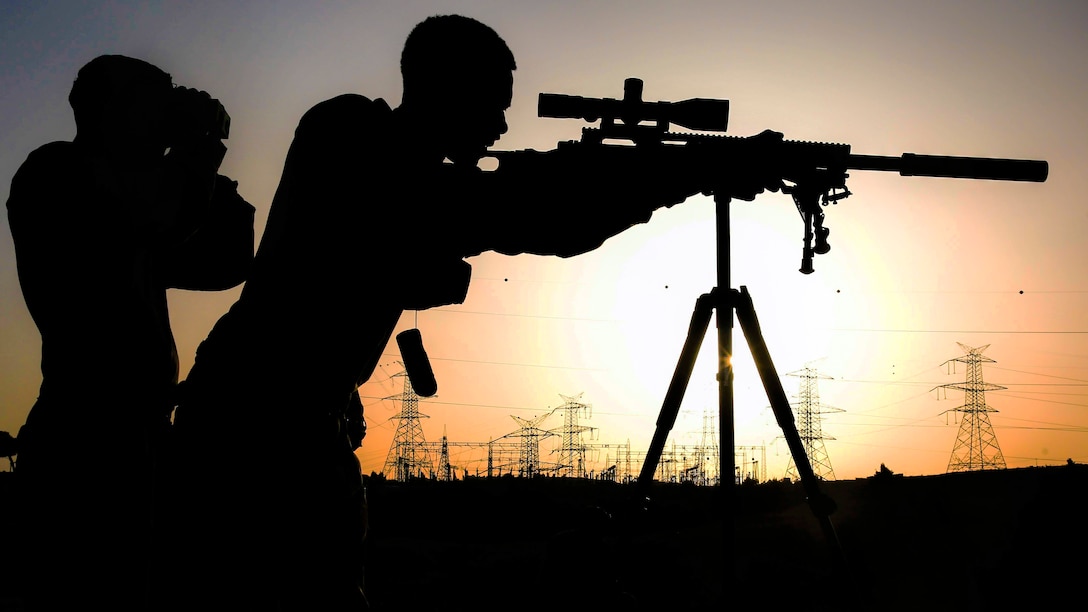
[{"xmin": 7, "ymin": 54, "xmax": 254, "ymax": 610}]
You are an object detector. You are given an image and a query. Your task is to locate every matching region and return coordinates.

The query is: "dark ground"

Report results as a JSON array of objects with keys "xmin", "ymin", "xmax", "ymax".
[
  {"xmin": 362, "ymin": 464, "xmax": 1088, "ymax": 611},
  {"xmin": 2, "ymin": 464, "xmax": 1085, "ymax": 611}
]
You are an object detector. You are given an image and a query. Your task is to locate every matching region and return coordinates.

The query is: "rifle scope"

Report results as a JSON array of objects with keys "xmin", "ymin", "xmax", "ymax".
[{"xmin": 538, "ymin": 77, "xmax": 730, "ymax": 132}]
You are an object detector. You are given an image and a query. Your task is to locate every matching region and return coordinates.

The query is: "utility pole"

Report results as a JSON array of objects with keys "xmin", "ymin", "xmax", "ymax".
[{"xmin": 934, "ymin": 343, "xmax": 1007, "ymax": 472}]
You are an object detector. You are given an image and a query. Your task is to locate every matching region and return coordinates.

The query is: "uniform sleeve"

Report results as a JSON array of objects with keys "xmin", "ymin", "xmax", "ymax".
[
  {"xmin": 417, "ymin": 143, "xmax": 711, "ymax": 260},
  {"xmin": 160, "ymin": 174, "xmax": 255, "ymax": 291}
]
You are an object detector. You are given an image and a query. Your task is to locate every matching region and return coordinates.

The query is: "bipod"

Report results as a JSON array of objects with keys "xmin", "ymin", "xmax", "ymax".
[{"xmin": 633, "ymin": 284, "xmax": 846, "ymax": 573}]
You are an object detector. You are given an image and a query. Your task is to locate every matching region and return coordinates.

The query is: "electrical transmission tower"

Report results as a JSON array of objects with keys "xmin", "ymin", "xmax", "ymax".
[
  {"xmin": 437, "ymin": 426, "xmax": 452, "ymax": 481},
  {"xmin": 381, "ymin": 369, "xmax": 434, "ymax": 481},
  {"xmin": 696, "ymin": 407, "xmax": 720, "ymax": 485},
  {"xmin": 934, "ymin": 343, "xmax": 1007, "ymax": 472},
  {"xmin": 784, "ymin": 366, "xmax": 841, "ymax": 481},
  {"xmin": 505, "ymin": 413, "xmax": 554, "ymax": 478},
  {"xmin": 549, "ymin": 393, "xmax": 595, "ymax": 478}
]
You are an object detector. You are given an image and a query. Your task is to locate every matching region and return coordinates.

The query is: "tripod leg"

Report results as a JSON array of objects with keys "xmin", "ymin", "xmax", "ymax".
[
  {"xmin": 635, "ymin": 291, "xmax": 717, "ymax": 498},
  {"xmin": 731, "ymin": 286, "xmax": 846, "ymax": 565}
]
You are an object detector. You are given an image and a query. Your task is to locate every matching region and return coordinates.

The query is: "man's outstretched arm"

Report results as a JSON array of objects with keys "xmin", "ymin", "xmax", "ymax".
[{"xmin": 432, "ymin": 132, "xmax": 782, "ymax": 259}]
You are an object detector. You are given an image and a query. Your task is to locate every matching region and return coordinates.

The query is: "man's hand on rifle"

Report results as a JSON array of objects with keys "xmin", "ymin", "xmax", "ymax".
[{"xmin": 704, "ymin": 129, "xmax": 785, "ymax": 201}]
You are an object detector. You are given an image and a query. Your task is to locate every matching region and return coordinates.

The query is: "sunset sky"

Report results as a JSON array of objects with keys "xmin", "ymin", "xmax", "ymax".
[{"xmin": 1, "ymin": 1, "xmax": 1085, "ymax": 481}]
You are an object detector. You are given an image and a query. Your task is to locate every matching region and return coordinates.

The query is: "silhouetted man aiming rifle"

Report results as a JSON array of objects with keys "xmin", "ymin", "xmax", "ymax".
[{"xmin": 166, "ymin": 14, "xmax": 779, "ymax": 610}]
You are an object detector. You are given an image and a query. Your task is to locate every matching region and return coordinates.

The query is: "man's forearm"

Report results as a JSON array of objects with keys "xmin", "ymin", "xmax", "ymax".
[{"xmin": 162, "ymin": 175, "xmax": 255, "ymax": 290}]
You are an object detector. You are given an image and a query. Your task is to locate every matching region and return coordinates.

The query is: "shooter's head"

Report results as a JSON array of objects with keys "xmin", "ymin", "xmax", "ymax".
[
  {"xmin": 69, "ymin": 54, "xmax": 173, "ymax": 160},
  {"xmin": 399, "ymin": 14, "xmax": 516, "ymax": 166}
]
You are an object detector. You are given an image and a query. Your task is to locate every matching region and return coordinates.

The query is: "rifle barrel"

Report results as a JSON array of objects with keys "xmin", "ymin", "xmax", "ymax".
[{"xmin": 848, "ymin": 153, "xmax": 1048, "ymax": 182}]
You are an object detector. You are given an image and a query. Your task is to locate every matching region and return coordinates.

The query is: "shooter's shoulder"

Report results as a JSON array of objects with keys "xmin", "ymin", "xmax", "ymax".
[
  {"xmin": 298, "ymin": 94, "xmax": 393, "ymax": 134},
  {"xmin": 13, "ymin": 141, "xmax": 78, "ymax": 174},
  {"xmin": 8, "ymin": 142, "xmax": 82, "ymax": 210}
]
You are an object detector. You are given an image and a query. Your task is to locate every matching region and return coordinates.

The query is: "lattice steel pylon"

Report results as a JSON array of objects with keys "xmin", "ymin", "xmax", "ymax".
[
  {"xmin": 505, "ymin": 413, "xmax": 553, "ymax": 478},
  {"xmin": 438, "ymin": 426, "xmax": 452, "ymax": 481},
  {"xmin": 933, "ymin": 343, "xmax": 1007, "ymax": 472},
  {"xmin": 784, "ymin": 366, "xmax": 841, "ymax": 481},
  {"xmin": 696, "ymin": 407, "xmax": 720, "ymax": 486},
  {"xmin": 381, "ymin": 369, "xmax": 434, "ymax": 481},
  {"xmin": 549, "ymin": 392, "xmax": 595, "ymax": 478}
]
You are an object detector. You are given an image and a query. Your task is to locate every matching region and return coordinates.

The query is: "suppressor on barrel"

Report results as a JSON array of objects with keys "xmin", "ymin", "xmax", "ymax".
[{"xmin": 848, "ymin": 153, "xmax": 1048, "ymax": 182}]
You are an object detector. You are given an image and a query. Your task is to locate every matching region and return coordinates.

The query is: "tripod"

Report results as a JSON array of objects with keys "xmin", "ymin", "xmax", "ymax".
[{"xmin": 634, "ymin": 192, "xmax": 846, "ymax": 571}]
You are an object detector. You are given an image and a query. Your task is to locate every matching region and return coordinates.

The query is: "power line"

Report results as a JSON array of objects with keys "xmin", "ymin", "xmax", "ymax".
[
  {"xmin": 830, "ymin": 328, "xmax": 1088, "ymax": 334},
  {"xmin": 430, "ymin": 356, "xmax": 608, "ymax": 371},
  {"xmin": 359, "ymin": 396, "xmax": 557, "ymax": 414},
  {"xmin": 1001, "ymin": 384, "xmax": 1088, "ymax": 387},
  {"xmin": 993, "ymin": 393, "xmax": 1088, "ymax": 409},
  {"xmin": 411, "ymin": 308, "xmax": 1088, "ymax": 335},
  {"xmin": 995, "ymin": 425, "xmax": 1088, "ymax": 432},
  {"xmin": 426, "ymin": 307, "xmax": 616, "ymax": 323},
  {"xmin": 378, "ymin": 352, "xmax": 609, "ymax": 372},
  {"xmin": 831, "ymin": 289, "xmax": 1088, "ymax": 295},
  {"xmin": 989, "ymin": 366, "xmax": 1088, "ymax": 383}
]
